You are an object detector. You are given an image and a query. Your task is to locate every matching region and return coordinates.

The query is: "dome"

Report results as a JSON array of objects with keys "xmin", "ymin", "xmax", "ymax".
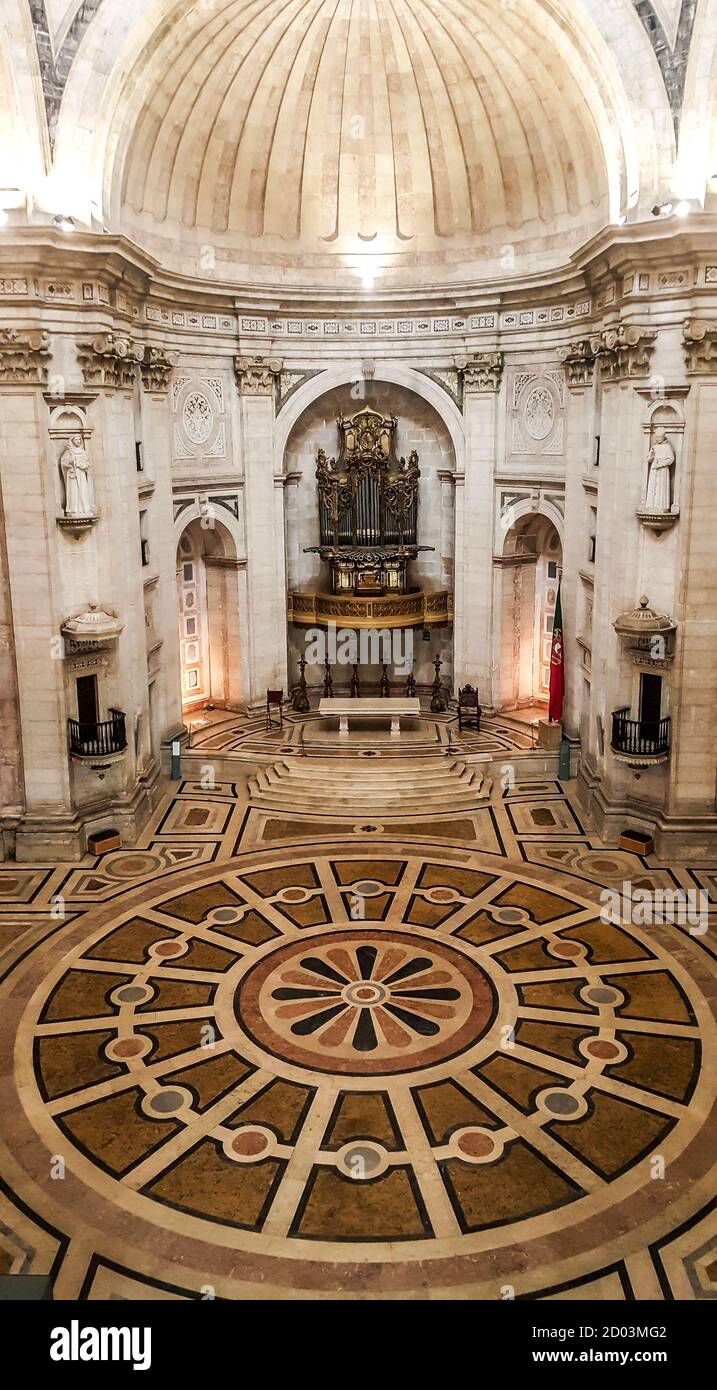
[{"xmin": 105, "ymin": 0, "xmax": 619, "ymax": 287}]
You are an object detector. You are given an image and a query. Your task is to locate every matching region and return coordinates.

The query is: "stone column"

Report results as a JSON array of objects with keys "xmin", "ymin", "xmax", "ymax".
[
  {"xmin": 667, "ymin": 321, "xmax": 717, "ymax": 840},
  {"xmin": 234, "ymin": 356, "xmax": 287, "ymax": 705},
  {"xmin": 71, "ymin": 331, "xmax": 153, "ymax": 841},
  {"xmin": 559, "ymin": 338, "xmax": 597, "ymax": 744},
  {"xmin": 454, "ymin": 353, "xmax": 504, "ymax": 707},
  {"xmin": 577, "ymin": 326, "xmax": 658, "ymax": 831},
  {"xmin": 0, "ymin": 329, "xmax": 73, "ymax": 857},
  {"xmin": 139, "ymin": 347, "xmax": 183, "ymax": 750}
]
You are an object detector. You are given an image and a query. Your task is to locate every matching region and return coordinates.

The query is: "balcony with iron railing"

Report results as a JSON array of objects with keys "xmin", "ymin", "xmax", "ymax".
[
  {"xmin": 68, "ymin": 709, "xmax": 127, "ymax": 761},
  {"xmin": 611, "ymin": 707, "xmax": 671, "ymax": 766}
]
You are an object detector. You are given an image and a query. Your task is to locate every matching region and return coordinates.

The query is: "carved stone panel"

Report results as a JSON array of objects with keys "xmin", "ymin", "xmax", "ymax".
[
  {"xmin": 508, "ymin": 368, "xmax": 566, "ymax": 461},
  {"xmin": 171, "ymin": 373, "xmax": 232, "ymax": 470}
]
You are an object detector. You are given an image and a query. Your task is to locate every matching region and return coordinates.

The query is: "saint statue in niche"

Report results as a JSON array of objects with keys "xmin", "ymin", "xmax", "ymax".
[
  {"xmin": 60, "ymin": 433, "xmax": 95, "ymax": 517},
  {"xmin": 644, "ymin": 428, "xmax": 676, "ymax": 513}
]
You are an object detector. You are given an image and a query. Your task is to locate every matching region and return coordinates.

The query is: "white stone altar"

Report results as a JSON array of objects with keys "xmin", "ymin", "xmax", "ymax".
[{"xmin": 319, "ymin": 697, "xmax": 421, "ymax": 738}]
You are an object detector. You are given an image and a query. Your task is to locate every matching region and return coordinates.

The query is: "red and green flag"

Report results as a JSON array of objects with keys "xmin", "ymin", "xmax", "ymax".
[{"xmin": 548, "ymin": 583, "xmax": 564, "ymax": 723}]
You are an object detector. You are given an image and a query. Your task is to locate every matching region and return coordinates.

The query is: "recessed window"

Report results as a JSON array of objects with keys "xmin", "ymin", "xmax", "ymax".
[
  {"xmin": 588, "ymin": 507, "xmax": 597, "ymax": 563},
  {"xmin": 183, "ymin": 563, "xmax": 194, "ymax": 582}
]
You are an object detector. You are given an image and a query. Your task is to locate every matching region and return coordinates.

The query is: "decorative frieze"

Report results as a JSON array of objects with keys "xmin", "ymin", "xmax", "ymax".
[
  {"xmin": 234, "ymin": 355, "xmax": 283, "ymax": 396},
  {"xmin": 457, "ymin": 352, "xmax": 504, "ymax": 393},
  {"xmin": 238, "ymin": 300, "xmax": 590, "ymax": 340},
  {"xmin": 557, "ymin": 337, "xmax": 596, "ymax": 388},
  {"xmin": 141, "ymin": 346, "xmax": 179, "ymax": 394},
  {"xmin": 683, "ymin": 320, "xmax": 717, "ymax": 374},
  {"xmin": 77, "ymin": 333, "xmax": 143, "ymax": 389},
  {"xmin": 0, "ymin": 327, "xmax": 51, "ymax": 385},
  {"xmin": 589, "ymin": 326, "xmax": 656, "ymax": 382}
]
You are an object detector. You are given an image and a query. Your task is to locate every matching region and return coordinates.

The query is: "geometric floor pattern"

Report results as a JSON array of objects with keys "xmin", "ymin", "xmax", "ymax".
[{"xmin": 1, "ymin": 767, "xmax": 715, "ymax": 1300}]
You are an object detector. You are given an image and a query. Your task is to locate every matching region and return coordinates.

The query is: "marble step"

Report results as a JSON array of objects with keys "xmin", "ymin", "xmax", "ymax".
[
  {"xmin": 272, "ymin": 763, "xmax": 478, "ymax": 790},
  {"xmin": 247, "ymin": 789, "xmax": 492, "ymax": 812},
  {"xmin": 249, "ymin": 763, "xmax": 493, "ymax": 807}
]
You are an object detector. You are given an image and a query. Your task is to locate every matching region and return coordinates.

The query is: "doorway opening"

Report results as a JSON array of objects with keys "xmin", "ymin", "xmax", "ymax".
[
  {"xmin": 176, "ymin": 518, "xmax": 243, "ymax": 716},
  {"xmin": 498, "ymin": 514, "xmax": 563, "ymax": 712}
]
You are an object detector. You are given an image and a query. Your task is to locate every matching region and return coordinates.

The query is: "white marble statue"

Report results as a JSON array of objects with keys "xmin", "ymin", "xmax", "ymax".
[
  {"xmin": 644, "ymin": 428, "xmax": 675, "ymax": 513},
  {"xmin": 60, "ymin": 433, "xmax": 95, "ymax": 517}
]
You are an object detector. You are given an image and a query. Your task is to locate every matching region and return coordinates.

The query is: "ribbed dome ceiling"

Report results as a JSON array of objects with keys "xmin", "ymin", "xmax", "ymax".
[{"xmin": 110, "ymin": 0, "xmax": 616, "ymax": 283}]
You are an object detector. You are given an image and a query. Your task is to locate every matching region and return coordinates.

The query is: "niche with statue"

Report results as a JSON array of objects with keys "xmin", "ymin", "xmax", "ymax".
[
  {"xmin": 635, "ymin": 389, "xmax": 688, "ymax": 534},
  {"xmin": 49, "ymin": 397, "xmax": 99, "ymax": 537}
]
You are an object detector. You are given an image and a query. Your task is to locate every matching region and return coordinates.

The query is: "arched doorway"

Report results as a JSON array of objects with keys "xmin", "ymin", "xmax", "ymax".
[
  {"xmin": 497, "ymin": 515, "xmax": 563, "ymax": 712},
  {"xmin": 176, "ymin": 518, "xmax": 243, "ymax": 715}
]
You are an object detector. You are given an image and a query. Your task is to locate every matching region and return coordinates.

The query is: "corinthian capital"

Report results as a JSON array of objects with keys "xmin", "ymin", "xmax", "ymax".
[
  {"xmin": 557, "ymin": 337, "xmax": 596, "ymax": 389},
  {"xmin": 456, "ymin": 352, "xmax": 504, "ymax": 393},
  {"xmin": 77, "ymin": 332, "xmax": 143, "ymax": 389},
  {"xmin": 683, "ymin": 320, "xmax": 717, "ymax": 375},
  {"xmin": 234, "ymin": 355, "xmax": 283, "ymax": 396},
  {"xmin": 141, "ymin": 346, "xmax": 179, "ymax": 394},
  {"xmin": 0, "ymin": 327, "xmax": 51, "ymax": 385},
  {"xmin": 589, "ymin": 325, "xmax": 656, "ymax": 382}
]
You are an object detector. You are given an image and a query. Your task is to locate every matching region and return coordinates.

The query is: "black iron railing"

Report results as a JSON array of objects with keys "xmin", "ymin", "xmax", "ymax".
[
  {"xmin": 611, "ymin": 708, "xmax": 671, "ymax": 758},
  {"xmin": 68, "ymin": 709, "xmax": 127, "ymax": 758}
]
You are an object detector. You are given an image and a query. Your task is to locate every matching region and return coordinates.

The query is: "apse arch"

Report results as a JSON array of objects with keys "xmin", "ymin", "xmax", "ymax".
[{"xmin": 275, "ymin": 363, "xmax": 465, "ymax": 476}]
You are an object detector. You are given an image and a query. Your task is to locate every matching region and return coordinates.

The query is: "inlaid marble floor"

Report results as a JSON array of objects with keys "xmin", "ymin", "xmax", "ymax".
[{"xmin": 0, "ymin": 767, "xmax": 715, "ymax": 1300}]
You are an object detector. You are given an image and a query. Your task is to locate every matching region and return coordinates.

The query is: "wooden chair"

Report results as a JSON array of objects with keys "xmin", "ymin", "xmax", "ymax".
[
  {"xmin": 457, "ymin": 684, "xmax": 481, "ymax": 733},
  {"xmin": 266, "ymin": 689, "xmax": 284, "ymax": 732}
]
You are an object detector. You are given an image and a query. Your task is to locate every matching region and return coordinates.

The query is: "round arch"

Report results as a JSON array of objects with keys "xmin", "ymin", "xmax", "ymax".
[
  {"xmin": 498, "ymin": 496, "xmax": 565, "ymax": 551},
  {"xmin": 275, "ymin": 363, "xmax": 465, "ymax": 474},
  {"xmin": 173, "ymin": 501, "xmax": 243, "ymax": 558}
]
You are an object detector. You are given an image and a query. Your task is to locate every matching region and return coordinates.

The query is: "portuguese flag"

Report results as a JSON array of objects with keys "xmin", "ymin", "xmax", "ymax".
[{"xmin": 548, "ymin": 583, "xmax": 564, "ymax": 723}]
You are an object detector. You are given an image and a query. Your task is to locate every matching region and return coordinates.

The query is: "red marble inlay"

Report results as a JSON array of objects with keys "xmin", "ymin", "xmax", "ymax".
[
  {"xmin": 113, "ymin": 1037, "xmax": 145, "ymax": 1058},
  {"xmin": 457, "ymin": 1131, "xmax": 495, "ymax": 1159},
  {"xmin": 232, "ymin": 1130, "xmax": 269, "ymax": 1156},
  {"xmin": 586, "ymin": 1040, "xmax": 621, "ymax": 1060}
]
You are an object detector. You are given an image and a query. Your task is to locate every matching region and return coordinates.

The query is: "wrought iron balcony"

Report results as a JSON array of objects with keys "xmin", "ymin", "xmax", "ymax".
[
  {"xmin": 611, "ymin": 708, "xmax": 671, "ymax": 766},
  {"xmin": 68, "ymin": 709, "xmax": 127, "ymax": 759}
]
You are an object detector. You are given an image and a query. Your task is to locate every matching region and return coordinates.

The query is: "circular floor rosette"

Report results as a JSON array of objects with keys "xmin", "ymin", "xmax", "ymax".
[{"xmin": 9, "ymin": 844, "xmax": 717, "ymax": 1298}]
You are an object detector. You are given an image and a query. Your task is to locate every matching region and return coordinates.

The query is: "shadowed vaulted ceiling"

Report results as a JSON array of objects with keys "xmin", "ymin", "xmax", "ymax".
[{"xmin": 102, "ymin": 0, "xmax": 625, "ymax": 284}]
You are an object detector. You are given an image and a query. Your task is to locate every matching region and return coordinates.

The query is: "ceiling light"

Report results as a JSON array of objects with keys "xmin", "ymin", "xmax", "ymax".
[
  {"xmin": 52, "ymin": 213, "xmax": 76, "ymax": 232},
  {"xmin": 674, "ymin": 200, "xmax": 691, "ymax": 218},
  {"xmin": 652, "ymin": 202, "xmax": 673, "ymax": 218}
]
